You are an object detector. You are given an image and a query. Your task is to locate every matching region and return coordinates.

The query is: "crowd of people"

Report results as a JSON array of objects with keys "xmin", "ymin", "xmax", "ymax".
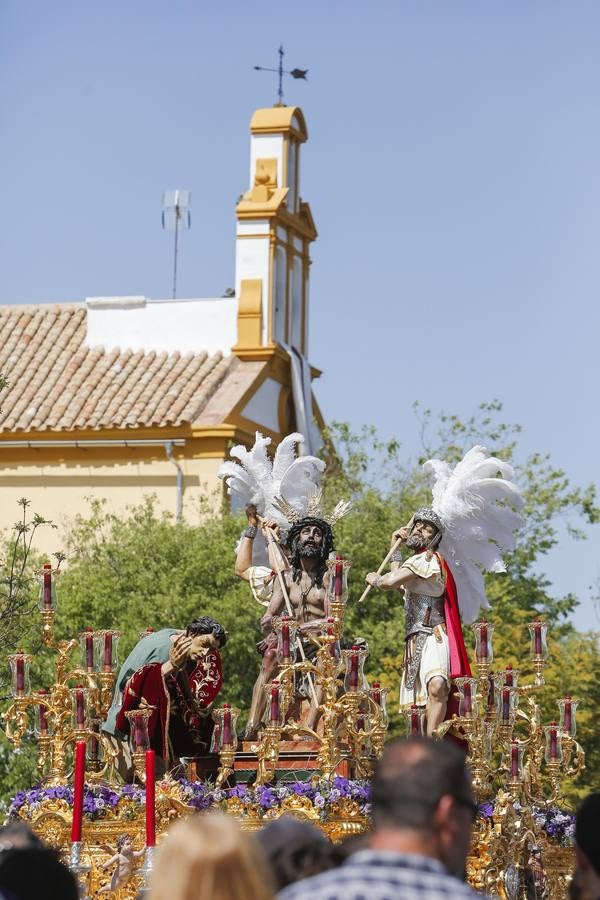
[{"xmin": 0, "ymin": 736, "xmax": 597, "ymax": 899}]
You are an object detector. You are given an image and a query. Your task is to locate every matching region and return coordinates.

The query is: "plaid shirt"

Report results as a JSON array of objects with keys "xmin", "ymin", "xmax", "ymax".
[{"xmin": 278, "ymin": 850, "xmax": 481, "ymax": 900}]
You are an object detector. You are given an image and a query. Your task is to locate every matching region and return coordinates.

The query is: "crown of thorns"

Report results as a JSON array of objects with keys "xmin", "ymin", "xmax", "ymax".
[{"xmin": 273, "ymin": 489, "xmax": 352, "ymax": 527}]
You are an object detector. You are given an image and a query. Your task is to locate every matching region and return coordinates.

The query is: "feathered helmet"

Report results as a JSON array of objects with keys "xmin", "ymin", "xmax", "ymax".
[
  {"xmin": 421, "ymin": 445, "xmax": 524, "ymax": 623},
  {"xmin": 218, "ymin": 432, "xmax": 351, "ymax": 566}
]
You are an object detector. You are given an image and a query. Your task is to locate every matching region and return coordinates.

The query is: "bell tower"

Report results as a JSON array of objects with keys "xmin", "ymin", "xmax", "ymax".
[{"xmin": 233, "ymin": 106, "xmax": 317, "ymax": 359}]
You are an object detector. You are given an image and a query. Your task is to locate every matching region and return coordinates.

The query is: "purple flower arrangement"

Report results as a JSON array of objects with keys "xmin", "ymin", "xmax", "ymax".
[
  {"xmin": 477, "ymin": 800, "xmax": 575, "ymax": 845},
  {"xmin": 9, "ymin": 776, "xmax": 372, "ymax": 822}
]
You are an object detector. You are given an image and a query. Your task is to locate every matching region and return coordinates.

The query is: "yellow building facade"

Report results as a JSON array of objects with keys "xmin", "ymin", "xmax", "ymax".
[{"xmin": 0, "ymin": 106, "xmax": 323, "ymax": 554}]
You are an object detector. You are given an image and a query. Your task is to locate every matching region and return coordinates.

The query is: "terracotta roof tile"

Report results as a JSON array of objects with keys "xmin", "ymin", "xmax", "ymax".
[{"xmin": 0, "ymin": 304, "xmax": 239, "ymax": 433}]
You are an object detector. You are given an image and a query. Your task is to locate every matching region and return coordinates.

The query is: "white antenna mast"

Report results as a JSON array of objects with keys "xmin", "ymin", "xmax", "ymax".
[{"xmin": 161, "ymin": 190, "xmax": 191, "ymax": 300}]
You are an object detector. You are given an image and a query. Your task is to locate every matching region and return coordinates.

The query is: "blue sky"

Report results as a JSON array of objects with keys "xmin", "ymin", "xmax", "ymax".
[{"xmin": 2, "ymin": 2, "xmax": 599, "ymax": 630}]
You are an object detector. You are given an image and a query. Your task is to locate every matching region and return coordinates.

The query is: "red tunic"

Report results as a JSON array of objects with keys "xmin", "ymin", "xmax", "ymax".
[{"xmin": 116, "ymin": 650, "xmax": 223, "ymax": 764}]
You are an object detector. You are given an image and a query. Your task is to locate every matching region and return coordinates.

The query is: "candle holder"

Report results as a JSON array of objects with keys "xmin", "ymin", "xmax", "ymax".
[
  {"xmin": 253, "ymin": 686, "xmax": 284, "ymax": 786},
  {"xmin": 543, "ymin": 722, "xmax": 563, "ymax": 765},
  {"xmin": 506, "ymin": 739, "xmax": 525, "ymax": 787},
  {"xmin": 472, "ymin": 620, "xmax": 495, "ymax": 676},
  {"xmin": 326, "ymin": 556, "xmax": 351, "ymax": 638},
  {"xmin": 484, "ymin": 673, "xmax": 504, "ymax": 719},
  {"xmin": 455, "ymin": 677, "xmax": 479, "ymax": 719},
  {"xmin": 8, "ymin": 650, "xmax": 32, "ymax": 698},
  {"xmin": 213, "ymin": 704, "xmax": 240, "ymax": 788},
  {"xmin": 557, "ymin": 696, "xmax": 578, "ymax": 738},
  {"xmin": 93, "ymin": 630, "xmax": 120, "ymax": 673},
  {"xmin": 79, "ymin": 629, "xmax": 96, "ymax": 673},
  {"xmin": 37, "ymin": 563, "xmax": 59, "ymax": 646},
  {"xmin": 496, "ymin": 685, "xmax": 518, "ymax": 731},
  {"xmin": 528, "ymin": 619, "xmax": 548, "ymax": 685},
  {"xmin": 71, "ymin": 685, "xmax": 89, "ymax": 733},
  {"xmin": 68, "ymin": 841, "xmax": 91, "ymax": 899},
  {"xmin": 341, "ymin": 645, "xmax": 368, "ymax": 693},
  {"xmin": 126, "ymin": 707, "xmax": 154, "ymax": 783},
  {"xmin": 273, "ymin": 616, "xmax": 298, "ymax": 663},
  {"xmin": 500, "ymin": 665, "xmax": 520, "ymax": 689},
  {"xmin": 87, "ymin": 716, "xmax": 103, "ymax": 773},
  {"xmin": 404, "ymin": 703, "xmax": 426, "ymax": 736}
]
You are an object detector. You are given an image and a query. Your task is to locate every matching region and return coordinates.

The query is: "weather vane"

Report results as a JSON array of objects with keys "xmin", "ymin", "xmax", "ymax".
[{"xmin": 254, "ymin": 45, "xmax": 307, "ymax": 106}]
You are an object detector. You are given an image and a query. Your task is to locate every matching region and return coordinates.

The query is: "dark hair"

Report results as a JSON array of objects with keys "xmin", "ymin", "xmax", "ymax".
[
  {"xmin": 372, "ymin": 735, "xmax": 472, "ymax": 831},
  {"xmin": 0, "ymin": 847, "xmax": 78, "ymax": 900},
  {"xmin": 186, "ymin": 616, "xmax": 227, "ymax": 648},
  {"xmin": 575, "ymin": 792, "xmax": 600, "ymax": 876},
  {"xmin": 254, "ymin": 816, "xmax": 337, "ymax": 890},
  {"xmin": 287, "ymin": 517, "xmax": 334, "ymax": 588}
]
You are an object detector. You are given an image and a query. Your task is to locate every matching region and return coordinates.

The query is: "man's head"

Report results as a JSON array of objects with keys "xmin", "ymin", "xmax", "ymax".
[
  {"xmin": 371, "ymin": 736, "xmax": 475, "ymax": 879},
  {"xmin": 287, "ymin": 516, "xmax": 334, "ymax": 586},
  {"xmin": 406, "ymin": 508, "xmax": 443, "ymax": 553},
  {"xmin": 574, "ymin": 792, "xmax": 600, "ymax": 896},
  {"xmin": 186, "ymin": 616, "xmax": 228, "ymax": 656}
]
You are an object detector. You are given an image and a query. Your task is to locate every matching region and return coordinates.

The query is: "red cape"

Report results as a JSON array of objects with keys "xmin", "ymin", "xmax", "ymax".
[{"xmin": 436, "ymin": 554, "xmax": 471, "ymax": 740}]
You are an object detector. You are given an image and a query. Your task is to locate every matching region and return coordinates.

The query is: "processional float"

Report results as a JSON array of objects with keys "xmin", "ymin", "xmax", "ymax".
[{"xmin": 1, "ymin": 435, "xmax": 585, "ymax": 900}]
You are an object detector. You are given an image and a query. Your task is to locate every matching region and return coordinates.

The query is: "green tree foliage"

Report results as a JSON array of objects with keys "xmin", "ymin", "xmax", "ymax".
[{"xmin": 0, "ymin": 401, "xmax": 598, "ymax": 804}]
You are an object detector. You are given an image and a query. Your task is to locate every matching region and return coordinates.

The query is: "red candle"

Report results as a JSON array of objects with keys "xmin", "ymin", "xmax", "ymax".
[
  {"xmin": 534, "ymin": 619, "xmax": 543, "ymax": 656},
  {"xmin": 281, "ymin": 619, "xmax": 290, "ymax": 659},
  {"xmin": 501, "ymin": 688, "xmax": 511, "ymax": 722},
  {"xmin": 145, "ymin": 750, "xmax": 156, "ymax": 847},
  {"xmin": 511, "ymin": 741, "xmax": 520, "ymax": 778},
  {"xmin": 103, "ymin": 632, "xmax": 113, "ymax": 671},
  {"xmin": 410, "ymin": 704, "xmax": 420, "ymax": 735},
  {"xmin": 563, "ymin": 697, "xmax": 572, "ymax": 733},
  {"xmin": 70, "ymin": 741, "xmax": 86, "ymax": 843},
  {"xmin": 38, "ymin": 689, "xmax": 49, "ymax": 735},
  {"xmin": 222, "ymin": 704, "xmax": 232, "ymax": 746},
  {"xmin": 15, "ymin": 655, "xmax": 25, "ymax": 695},
  {"xmin": 42, "ymin": 563, "xmax": 53, "ymax": 608},
  {"xmin": 74, "ymin": 687, "xmax": 85, "ymax": 726},
  {"xmin": 504, "ymin": 665, "xmax": 513, "ymax": 687},
  {"xmin": 349, "ymin": 646, "xmax": 359, "ymax": 692},
  {"xmin": 334, "ymin": 557, "xmax": 343, "ymax": 598},
  {"xmin": 371, "ymin": 682, "xmax": 381, "ymax": 705},
  {"xmin": 549, "ymin": 722, "xmax": 558, "ymax": 760},
  {"xmin": 462, "ymin": 682, "xmax": 472, "ymax": 715},
  {"xmin": 84, "ymin": 629, "xmax": 94, "ymax": 671},
  {"xmin": 270, "ymin": 682, "xmax": 280, "ymax": 723},
  {"xmin": 479, "ymin": 622, "xmax": 488, "ymax": 660}
]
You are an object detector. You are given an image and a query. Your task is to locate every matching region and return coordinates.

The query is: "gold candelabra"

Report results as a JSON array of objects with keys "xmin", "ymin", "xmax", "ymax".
[
  {"xmin": 434, "ymin": 619, "xmax": 584, "ymax": 899},
  {"xmin": 2, "ymin": 565, "xmax": 120, "ymax": 784}
]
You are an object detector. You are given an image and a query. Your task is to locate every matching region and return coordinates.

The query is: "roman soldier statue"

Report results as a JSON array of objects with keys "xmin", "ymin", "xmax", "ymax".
[{"xmin": 366, "ymin": 445, "xmax": 524, "ymax": 735}]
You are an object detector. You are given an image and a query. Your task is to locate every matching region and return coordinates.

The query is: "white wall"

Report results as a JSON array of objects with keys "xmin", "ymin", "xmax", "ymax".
[{"xmin": 85, "ymin": 297, "xmax": 238, "ymax": 355}]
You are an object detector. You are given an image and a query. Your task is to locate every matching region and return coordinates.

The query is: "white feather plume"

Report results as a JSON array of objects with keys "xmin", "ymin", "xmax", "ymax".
[
  {"xmin": 423, "ymin": 445, "xmax": 524, "ymax": 624},
  {"xmin": 218, "ymin": 432, "xmax": 325, "ymax": 565}
]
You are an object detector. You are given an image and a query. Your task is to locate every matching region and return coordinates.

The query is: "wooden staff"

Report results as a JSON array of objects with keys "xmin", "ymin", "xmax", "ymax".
[
  {"xmin": 261, "ymin": 522, "xmax": 319, "ymax": 708},
  {"xmin": 358, "ymin": 517, "xmax": 414, "ymax": 604}
]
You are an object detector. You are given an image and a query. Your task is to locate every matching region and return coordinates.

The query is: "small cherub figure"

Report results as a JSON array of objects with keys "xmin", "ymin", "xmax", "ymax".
[{"xmin": 98, "ymin": 833, "xmax": 145, "ymax": 894}]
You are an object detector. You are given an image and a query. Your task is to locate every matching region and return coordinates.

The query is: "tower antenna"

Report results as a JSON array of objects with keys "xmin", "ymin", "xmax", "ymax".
[
  {"xmin": 161, "ymin": 190, "xmax": 191, "ymax": 300},
  {"xmin": 254, "ymin": 45, "xmax": 308, "ymax": 106}
]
